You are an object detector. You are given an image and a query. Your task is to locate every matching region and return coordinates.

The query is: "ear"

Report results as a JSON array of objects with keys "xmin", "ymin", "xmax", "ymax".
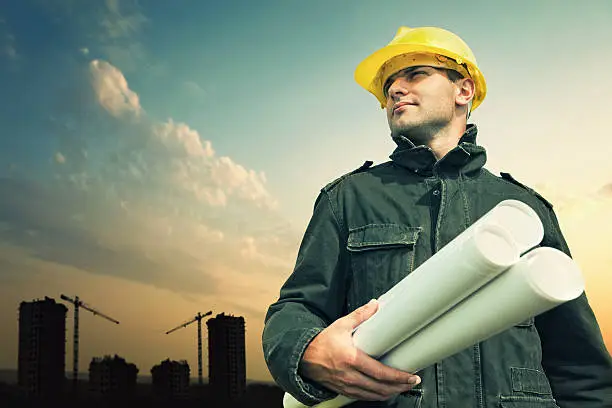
[{"xmin": 455, "ymin": 77, "xmax": 475, "ymax": 108}]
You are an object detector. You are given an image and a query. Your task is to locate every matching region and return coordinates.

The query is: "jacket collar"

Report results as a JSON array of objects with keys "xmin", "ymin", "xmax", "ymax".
[{"xmin": 389, "ymin": 124, "xmax": 487, "ymax": 176}]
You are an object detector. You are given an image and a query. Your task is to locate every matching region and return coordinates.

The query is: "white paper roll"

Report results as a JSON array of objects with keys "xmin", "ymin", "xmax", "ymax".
[
  {"xmin": 381, "ymin": 246, "xmax": 584, "ymax": 371},
  {"xmin": 292, "ymin": 247, "xmax": 585, "ymax": 408},
  {"xmin": 281, "ymin": 200, "xmax": 547, "ymax": 408},
  {"xmin": 355, "ymin": 200, "xmax": 543, "ymax": 359},
  {"xmin": 452, "ymin": 199, "xmax": 545, "ymax": 255},
  {"xmin": 354, "ymin": 223, "xmax": 519, "ymax": 358}
]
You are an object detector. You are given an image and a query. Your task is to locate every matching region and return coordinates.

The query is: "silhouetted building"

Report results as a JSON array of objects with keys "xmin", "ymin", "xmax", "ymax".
[
  {"xmin": 151, "ymin": 358, "xmax": 190, "ymax": 399},
  {"xmin": 89, "ymin": 354, "xmax": 138, "ymax": 397},
  {"xmin": 17, "ymin": 296, "xmax": 68, "ymax": 398},
  {"xmin": 207, "ymin": 312, "xmax": 246, "ymax": 400}
]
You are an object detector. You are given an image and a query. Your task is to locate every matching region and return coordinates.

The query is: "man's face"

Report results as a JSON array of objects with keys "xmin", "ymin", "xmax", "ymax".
[{"xmin": 384, "ymin": 66, "xmax": 459, "ymax": 140}]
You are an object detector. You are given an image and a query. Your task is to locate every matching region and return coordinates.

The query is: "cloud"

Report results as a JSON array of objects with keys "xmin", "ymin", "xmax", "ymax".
[
  {"xmin": 90, "ymin": 59, "xmax": 142, "ymax": 118},
  {"xmin": 40, "ymin": 0, "xmax": 148, "ymax": 72},
  {"xmin": 534, "ymin": 181, "xmax": 612, "ymax": 220},
  {"xmin": 94, "ymin": 0, "xmax": 148, "ymax": 72},
  {"xmin": 0, "ymin": 59, "xmax": 297, "ymax": 301},
  {"xmin": 0, "ymin": 16, "xmax": 18, "ymax": 61},
  {"xmin": 183, "ymin": 81, "xmax": 206, "ymax": 98},
  {"xmin": 83, "ymin": 59, "xmax": 277, "ymax": 210},
  {"xmin": 152, "ymin": 119, "xmax": 214, "ymax": 158},
  {"xmin": 55, "ymin": 152, "xmax": 66, "ymax": 164},
  {"xmin": 101, "ymin": 0, "xmax": 147, "ymax": 39},
  {"xmin": 598, "ymin": 183, "xmax": 612, "ymax": 198},
  {"xmin": 0, "ymin": 175, "xmax": 291, "ymax": 296}
]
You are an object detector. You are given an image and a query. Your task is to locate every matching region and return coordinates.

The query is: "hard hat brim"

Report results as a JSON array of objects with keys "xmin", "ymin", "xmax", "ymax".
[{"xmin": 354, "ymin": 43, "xmax": 487, "ymax": 111}]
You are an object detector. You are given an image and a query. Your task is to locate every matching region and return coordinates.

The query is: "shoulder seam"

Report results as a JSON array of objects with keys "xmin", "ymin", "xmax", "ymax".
[
  {"xmin": 320, "ymin": 189, "xmax": 345, "ymax": 233},
  {"xmin": 498, "ymin": 172, "xmax": 553, "ymax": 209},
  {"xmin": 322, "ymin": 160, "xmax": 374, "ymax": 193}
]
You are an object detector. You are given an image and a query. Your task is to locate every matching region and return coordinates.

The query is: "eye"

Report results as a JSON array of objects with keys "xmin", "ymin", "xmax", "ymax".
[
  {"xmin": 383, "ymin": 80, "xmax": 394, "ymax": 97},
  {"xmin": 383, "ymin": 70, "xmax": 428, "ymax": 97},
  {"xmin": 383, "ymin": 83, "xmax": 389, "ymax": 96}
]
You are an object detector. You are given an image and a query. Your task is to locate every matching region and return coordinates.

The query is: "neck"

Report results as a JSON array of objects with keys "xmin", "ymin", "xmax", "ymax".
[
  {"xmin": 397, "ymin": 118, "xmax": 467, "ymax": 160},
  {"xmin": 426, "ymin": 120, "xmax": 466, "ymax": 159}
]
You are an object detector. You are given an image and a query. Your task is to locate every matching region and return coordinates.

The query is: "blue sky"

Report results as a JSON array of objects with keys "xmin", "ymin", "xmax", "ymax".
[{"xmin": 0, "ymin": 0, "xmax": 611, "ymax": 382}]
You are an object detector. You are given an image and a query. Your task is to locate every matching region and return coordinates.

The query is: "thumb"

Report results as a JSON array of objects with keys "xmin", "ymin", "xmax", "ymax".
[{"xmin": 342, "ymin": 299, "xmax": 379, "ymax": 330}]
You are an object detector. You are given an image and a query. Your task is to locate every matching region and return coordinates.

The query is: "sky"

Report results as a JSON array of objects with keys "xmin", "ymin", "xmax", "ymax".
[{"xmin": 0, "ymin": 0, "xmax": 611, "ymax": 383}]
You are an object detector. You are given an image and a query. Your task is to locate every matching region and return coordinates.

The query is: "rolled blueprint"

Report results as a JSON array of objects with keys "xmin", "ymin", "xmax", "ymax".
[
  {"xmin": 382, "ymin": 246, "xmax": 584, "ymax": 370},
  {"xmin": 452, "ymin": 199, "xmax": 545, "ymax": 255},
  {"xmin": 353, "ymin": 199, "xmax": 544, "ymax": 359},
  {"xmin": 285, "ymin": 246, "xmax": 585, "ymax": 408},
  {"xmin": 354, "ymin": 223, "xmax": 519, "ymax": 358},
  {"xmin": 282, "ymin": 200, "xmax": 546, "ymax": 408}
]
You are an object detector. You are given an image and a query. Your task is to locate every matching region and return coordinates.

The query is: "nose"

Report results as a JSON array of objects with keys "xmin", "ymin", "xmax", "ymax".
[{"xmin": 387, "ymin": 78, "xmax": 409, "ymax": 101}]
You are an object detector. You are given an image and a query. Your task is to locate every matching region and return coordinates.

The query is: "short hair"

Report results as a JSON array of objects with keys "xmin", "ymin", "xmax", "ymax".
[
  {"xmin": 383, "ymin": 67, "xmax": 464, "ymax": 96},
  {"xmin": 445, "ymin": 69, "xmax": 464, "ymax": 83}
]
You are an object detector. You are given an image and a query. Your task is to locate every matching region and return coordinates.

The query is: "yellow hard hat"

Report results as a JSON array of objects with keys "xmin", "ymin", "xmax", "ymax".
[{"xmin": 354, "ymin": 26, "xmax": 487, "ymax": 111}]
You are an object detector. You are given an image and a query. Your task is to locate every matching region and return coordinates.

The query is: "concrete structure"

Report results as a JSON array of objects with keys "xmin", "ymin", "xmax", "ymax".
[
  {"xmin": 88, "ymin": 354, "xmax": 138, "ymax": 397},
  {"xmin": 207, "ymin": 312, "xmax": 246, "ymax": 400},
  {"xmin": 151, "ymin": 358, "xmax": 190, "ymax": 399},
  {"xmin": 17, "ymin": 296, "xmax": 68, "ymax": 398}
]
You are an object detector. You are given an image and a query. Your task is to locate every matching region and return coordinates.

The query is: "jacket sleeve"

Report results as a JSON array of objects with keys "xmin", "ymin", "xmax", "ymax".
[
  {"xmin": 534, "ymin": 205, "xmax": 612, "ymax": 407},
  {"xmin": 262, "ymin": 190, "xmax": 349, "ymax": 406}
]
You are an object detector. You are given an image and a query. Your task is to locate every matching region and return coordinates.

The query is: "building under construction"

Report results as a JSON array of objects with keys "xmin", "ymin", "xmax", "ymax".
[
  {"xmin": 88, "ymin": 354, "xmax": 138, "ymax": 397},
  {"xmin": 151, "ymin": 358, "xmax": 190, "ymax": 400},
  {"xmin": 207, "ymin": 312, "xmax": 246, "ymax": 401},
  {"xmin": 17, "ymin": 296, "xmax": 68, "ymax": 398}
]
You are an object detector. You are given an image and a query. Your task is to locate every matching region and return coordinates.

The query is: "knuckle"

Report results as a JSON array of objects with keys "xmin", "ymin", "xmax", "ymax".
[
  {"xmin": 340, "ymin": 374, "xmax": 356, "ymax": 388},
  {"xmin": 344, "ymin": 351, "xmax": 358, "ymax": 367},
  {"xmin": 353, "ymin": 309, "xmax": 365, "ymax": 321},
  {"xmin": 373, "ymin": 368, "xmax": 386, "ymax": 381}
]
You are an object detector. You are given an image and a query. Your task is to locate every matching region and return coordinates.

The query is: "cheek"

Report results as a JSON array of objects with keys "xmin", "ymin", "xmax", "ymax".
[{"xmin": 385, "ymin": 104, "xmax": 394, "ymax": 118}]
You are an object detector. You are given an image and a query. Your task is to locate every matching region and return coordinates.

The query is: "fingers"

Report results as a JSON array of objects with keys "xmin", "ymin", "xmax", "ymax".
[
  {"xmin": 352, "ymin": 348, "xmax": 421, "ymax": 387},
  {"xmin": 337, "ymin": 299, "xmax": 379, "ymax": 330},
  {"xmin": 300, "ymin": 299, "xmax": 420, "ymax": 402},
  {"xmin": 323, "ymin": 369, "xmax": 416, "ymax": 401}
]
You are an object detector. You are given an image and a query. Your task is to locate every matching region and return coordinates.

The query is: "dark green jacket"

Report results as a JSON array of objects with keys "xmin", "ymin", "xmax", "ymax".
[{"xmin": 262, "ymin": 125, "xmax": 612, "ymax": 408}]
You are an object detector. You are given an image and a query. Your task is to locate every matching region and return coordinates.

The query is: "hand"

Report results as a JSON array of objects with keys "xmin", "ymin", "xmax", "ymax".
[{"xmin": 298, "ymin": 299, "xmax": 421, "ymax": 401}]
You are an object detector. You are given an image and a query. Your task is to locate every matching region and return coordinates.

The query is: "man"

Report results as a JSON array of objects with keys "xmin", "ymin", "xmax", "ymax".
[{"xmin": 262, "ymin": 26, "xmax": 612, "ymax": 407}]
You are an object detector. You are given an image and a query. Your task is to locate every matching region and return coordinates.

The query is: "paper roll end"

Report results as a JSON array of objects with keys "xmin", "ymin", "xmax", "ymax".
[
  {"xmin": 495, "ymin": 200, "xmax": 545, "ymax": 253},
  {"xmin": 522, "ymin": 247, "xmax": 585, "ymax": 302},
  {"xmin": 284, "ymin": 392, "xmax": 311, "ymax": 408},
  {"xmin": 474, "ymin": 224, "xmax": 519, "ymax": 268}
]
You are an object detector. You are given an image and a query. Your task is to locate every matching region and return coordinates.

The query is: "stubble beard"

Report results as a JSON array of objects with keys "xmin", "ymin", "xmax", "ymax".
[{"xmin": 389, "ymin": 105, "xmax": 454, "ymax": 146}]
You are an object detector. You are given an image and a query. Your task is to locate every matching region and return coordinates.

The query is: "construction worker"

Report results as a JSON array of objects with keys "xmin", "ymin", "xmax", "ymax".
[{"xmin": 262, "ymin": 26, "xmax": 612, "ymax": 407}]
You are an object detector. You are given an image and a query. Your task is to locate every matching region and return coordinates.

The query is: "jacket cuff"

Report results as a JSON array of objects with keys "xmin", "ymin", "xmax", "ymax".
[{"xmin": 289, "ymin": 327, "xmax": 338, "ymax": 405}]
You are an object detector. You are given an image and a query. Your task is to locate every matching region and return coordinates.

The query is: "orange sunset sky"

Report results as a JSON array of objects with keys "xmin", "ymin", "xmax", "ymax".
[{"xmin": 0, "ymin": 1, "xmax": 610, "ymax": 383}]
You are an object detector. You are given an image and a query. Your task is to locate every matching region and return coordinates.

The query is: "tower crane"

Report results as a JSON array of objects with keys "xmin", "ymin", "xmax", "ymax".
[
  {"xmin": 165, "ymin": 311, "xmax": 212, "ymax": 385},
  {"xmin": 60, "ymin": 294, "xmax": 120, "ymax": 390}
]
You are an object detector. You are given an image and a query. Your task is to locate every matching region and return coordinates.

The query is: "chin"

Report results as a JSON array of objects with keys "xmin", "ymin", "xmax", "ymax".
[{"xmin": 391, "ymin": 120, "xmax": 420, "ymax": 134}]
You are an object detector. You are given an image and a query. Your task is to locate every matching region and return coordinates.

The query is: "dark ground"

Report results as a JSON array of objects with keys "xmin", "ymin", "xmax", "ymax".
[{"xmin": 0, "ymin": 380, "xmax": 285, "ymax": 408}]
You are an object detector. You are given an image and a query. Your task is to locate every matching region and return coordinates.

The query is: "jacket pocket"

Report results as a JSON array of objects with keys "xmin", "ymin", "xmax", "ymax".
[
  {"xmin": 346, "ymin": 223, "xmax": 422, "ymax": 309},
  {"xmin": 499, "ymin": 367, "xmax": 559, "ymax": 407},
  {"xmin": 510, "ymin": 367, "xmax": 554, "ymax": 396},
  {"xmin": 347, "ymin": 388, "xmax": 422, "ymax": 407},
  {"xmin": 499, "ymin": 395, "xmax": 560, "ymax": 407}
]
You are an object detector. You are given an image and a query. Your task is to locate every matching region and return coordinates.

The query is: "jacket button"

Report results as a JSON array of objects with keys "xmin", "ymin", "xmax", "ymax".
[{"xmin": 433, "ymin": 190, "xmax": 440, "ymax": 196}]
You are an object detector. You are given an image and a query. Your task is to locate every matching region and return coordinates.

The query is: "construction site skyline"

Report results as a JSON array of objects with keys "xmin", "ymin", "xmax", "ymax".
[{"xmin": 12, "ymin": 295, "xmax": 250, "ymax": 397}]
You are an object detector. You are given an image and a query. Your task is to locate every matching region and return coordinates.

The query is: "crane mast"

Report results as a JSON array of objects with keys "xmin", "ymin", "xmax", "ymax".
[
  {"xmin": 165, "ymin": 310, "xmax": 213, "ymax": 385},
  {"xmin": 60, "ymin": 294, "xmax": 119, "ymax": 391}
]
